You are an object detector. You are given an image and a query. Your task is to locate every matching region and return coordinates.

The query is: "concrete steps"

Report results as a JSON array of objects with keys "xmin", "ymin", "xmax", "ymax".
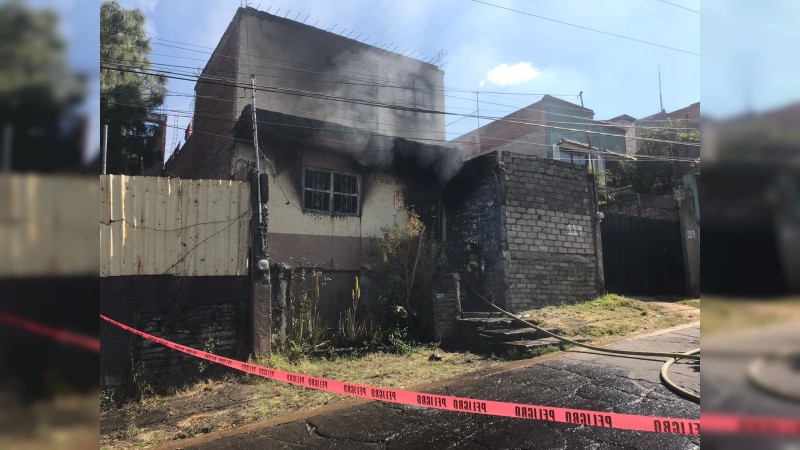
[{"xmin": 456, "ymin": 313, "xmax": 569, "ymax": 357}]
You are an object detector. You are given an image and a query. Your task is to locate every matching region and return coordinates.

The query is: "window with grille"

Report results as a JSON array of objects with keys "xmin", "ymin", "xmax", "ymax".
[{"xmin": 303, "ymin": 168, "xmax": 360, "ymax": 215}]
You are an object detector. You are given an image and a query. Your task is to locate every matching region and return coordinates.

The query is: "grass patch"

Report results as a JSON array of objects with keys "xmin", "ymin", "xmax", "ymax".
[
  {"xmin": 677, "ymin": 299, "xmax": 701, "ymax": 308},
  {"xmin": 520, "ymin": 294, "xmax": 695, "ymax": 343}
]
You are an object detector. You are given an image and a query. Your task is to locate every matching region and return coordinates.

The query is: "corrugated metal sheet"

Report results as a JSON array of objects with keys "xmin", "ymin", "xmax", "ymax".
[
  {"xmin": 100, "ymin": 175, "xmax": 251, "ymax": 277},
  {"xmin": 0, "ymin": 175, "xmax": 97, "ymax": 276}
]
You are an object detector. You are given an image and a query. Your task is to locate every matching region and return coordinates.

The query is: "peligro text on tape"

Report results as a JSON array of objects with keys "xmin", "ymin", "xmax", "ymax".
[
  {"xmin": 108, "ymin": 313, "xmax": 777, "ymax": 436},
  {"xmin": 0, "ymin": 312, "xmax": 100, "ymax": 352}
]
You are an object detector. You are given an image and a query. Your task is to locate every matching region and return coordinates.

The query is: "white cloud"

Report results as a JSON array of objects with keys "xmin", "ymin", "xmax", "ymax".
[{"xmin": 483, "ymin": 61, "xmax": 542, "ymax": 87}]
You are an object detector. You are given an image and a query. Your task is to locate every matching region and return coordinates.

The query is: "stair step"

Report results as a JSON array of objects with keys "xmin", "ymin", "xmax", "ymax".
[
  {"xmin": 478, "ymin": 327, "xmax": 549, "ymax": 342},
  {"xmin": 461, "ymin": 311, "xmax": 506, "ymax": 319},
  {"xmin": 456, "ymin": 317, "xmax": 527, "ymax": 330},
  {"xmin": 496, "ymin": 337, "xmax": 564, "ymax": 352}
]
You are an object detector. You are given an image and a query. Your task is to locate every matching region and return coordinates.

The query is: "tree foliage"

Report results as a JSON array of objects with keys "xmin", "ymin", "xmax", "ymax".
[
  {"xmin": 606, "ymin": 122, "xmax": 699, "ymax": 195},
  {"xmin": 100, "ymin": 0, "xmax": 166, "ymax": 174}
]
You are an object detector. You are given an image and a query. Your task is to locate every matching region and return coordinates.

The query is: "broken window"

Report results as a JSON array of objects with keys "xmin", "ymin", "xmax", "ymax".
[{"xmin": 303, "ymin": 167, "xmax": 360, "ymax": 216}]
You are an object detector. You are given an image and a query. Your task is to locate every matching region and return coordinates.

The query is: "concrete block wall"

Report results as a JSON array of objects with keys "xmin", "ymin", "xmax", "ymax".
[
  {"xmin": 138, "ymin": 303, "xmax": 238, "ymax": 375},
  {"xmin": 501, "ymin": 153, "xmax": 601, "ymax": 311}
]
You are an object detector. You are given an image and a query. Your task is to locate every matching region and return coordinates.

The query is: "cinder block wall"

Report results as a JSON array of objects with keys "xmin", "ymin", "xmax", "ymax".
[{"xmin": 500, "ymin": 153, "xmax": 602, "ymax": 311}]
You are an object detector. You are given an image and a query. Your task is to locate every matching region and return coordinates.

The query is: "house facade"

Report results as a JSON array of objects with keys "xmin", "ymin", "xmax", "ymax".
[{"xmin": 163, "ymin": 7, "xmax": 460, "ymax": 324}]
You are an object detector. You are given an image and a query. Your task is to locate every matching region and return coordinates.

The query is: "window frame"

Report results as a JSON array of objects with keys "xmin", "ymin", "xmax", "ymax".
[{"xmin": 302, "ymin": 166, "xmax": 361, "ymax": 217}]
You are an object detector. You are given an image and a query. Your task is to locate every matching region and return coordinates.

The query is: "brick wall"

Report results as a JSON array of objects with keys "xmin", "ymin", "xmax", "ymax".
[{"xmin": 501, "ymin": 153, "xmax": 601, "ymax": 311}]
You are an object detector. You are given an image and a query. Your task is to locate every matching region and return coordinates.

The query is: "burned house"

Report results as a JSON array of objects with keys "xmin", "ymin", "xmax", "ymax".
[{"xmin": 164, "ymin": 7, "xmax": 460, "ymax": 324}]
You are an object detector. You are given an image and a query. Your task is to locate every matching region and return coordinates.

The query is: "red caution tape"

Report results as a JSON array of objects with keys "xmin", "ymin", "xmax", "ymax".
[
  {"xmin": 101, "ymin": 314, "xmax": 716, "ymax": 435},
  {"xmin": 101, "ymin": 315, "xmax": 800, "ymax": 436},
  {"xmin": 0, "ymin": 312, "xmax": 100, "ymax": 353}
]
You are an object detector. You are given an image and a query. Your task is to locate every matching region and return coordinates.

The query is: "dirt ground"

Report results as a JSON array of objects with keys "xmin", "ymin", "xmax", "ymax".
[{"xmin": 100, "ymin": 349, "xmax": 502, "ymax": 449}]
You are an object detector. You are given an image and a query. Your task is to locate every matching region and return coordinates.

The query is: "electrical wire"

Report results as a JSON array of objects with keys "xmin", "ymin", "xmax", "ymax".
[
  {"xmin": 655, "ymin": 0, "xmax": 700, "ymax": 14},
  {"xmin": 101, "ymin": 64, "xmax": 700, "ymax": 148},
  {"xmin": 470, "ymin": 0, "xmax": 700, "ymax": 56},
  {"xmin": 114, "ymin": 101, "xmax": 698, "ymax": 164}
]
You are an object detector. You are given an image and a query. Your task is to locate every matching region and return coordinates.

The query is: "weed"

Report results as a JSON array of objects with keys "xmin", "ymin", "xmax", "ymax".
[
  {"xmin": 387, "ymin": 327, "xmax": 422, "ymax": 355},
  {"xmin": 335, "ymin": 276, "xmax": 388, "ymax": 349},
  {"xmin": 197, "ymin": 334, "xmax": 218, "ymax": 373},
  {"xmin": 278, "ymin": 268, "xmax": 330, "ymax": 360}
]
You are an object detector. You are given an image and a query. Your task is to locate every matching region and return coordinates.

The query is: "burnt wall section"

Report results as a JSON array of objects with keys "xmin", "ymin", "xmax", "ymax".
[
  {"xmin": 100, "ymin": 276, "xmax": 249, "ymax": 387},
  {"xmin": 430, "ymin": 273, "xmax": 461, "ymax": 347},
  {"xmin": 501, "ymin": 153, "xmax": 601, "ymax": 311},
  {"xmin": 444, "ymin": 153, "xmax": 505, "ymax": 310}
]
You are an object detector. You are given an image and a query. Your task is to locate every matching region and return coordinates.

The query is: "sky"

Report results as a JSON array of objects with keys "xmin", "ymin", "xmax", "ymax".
[
  {"xmin": 107, "ymin": 0, "xmax": 700, "ymax": 161},
  {"xmin": 23, "ymin": 0, "xmax": 800, "ymax": 162}
]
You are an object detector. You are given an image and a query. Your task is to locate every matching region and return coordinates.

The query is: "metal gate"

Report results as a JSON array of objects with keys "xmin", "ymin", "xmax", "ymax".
[{"xmin": 601, "ymin": 214, "xmax": 686, "ymax": 295}]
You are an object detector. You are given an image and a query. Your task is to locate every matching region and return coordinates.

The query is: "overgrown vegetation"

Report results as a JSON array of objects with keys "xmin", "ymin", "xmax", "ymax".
[
  {"xmin": 335, "ymin": 276, "xmax": 387, "ymax": 349},
  {"xmin": 277, "ymin": 269, "xmax": 330, "ymax": 360},
  {"xmin": 605, "ymin": 121, "xmax": 700, "ymax": 196},
  {"xmin": 372, "ymin": 212, "xmax": 441, "ymax": 339}
]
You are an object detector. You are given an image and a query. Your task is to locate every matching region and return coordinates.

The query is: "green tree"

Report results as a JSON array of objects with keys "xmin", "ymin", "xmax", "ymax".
[
  {"xmin": 606, "ymin": 122, "xmax": 699, "ymax": 195},
  {"xmin": 100, "ymin": 0, "xmax": 166, "ymax": 174}
]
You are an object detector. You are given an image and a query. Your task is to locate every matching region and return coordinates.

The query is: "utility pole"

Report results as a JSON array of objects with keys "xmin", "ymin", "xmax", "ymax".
[
  {"xmin": 249, "ymin": 74, "xmax": 271, "ymax": 358},
  {"xmin": 250, "ymin": 75, "xmax": 263, "ymax": 229},
  {"xmin": 578, "ymin": 91, "xmax": 594, "ymax": 172},
  {"xmin": 578, "ymin": 91, "xmax": 605, "ymax": 296},
  {"xmin": 658, "ymin": 63, "xmax": 665, "ymax": 113}
]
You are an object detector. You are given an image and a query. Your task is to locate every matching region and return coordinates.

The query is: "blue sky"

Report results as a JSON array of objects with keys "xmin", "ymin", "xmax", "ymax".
[{"xmin": 110, "ymin": 0, "xmax": 701, "ymax": 160}]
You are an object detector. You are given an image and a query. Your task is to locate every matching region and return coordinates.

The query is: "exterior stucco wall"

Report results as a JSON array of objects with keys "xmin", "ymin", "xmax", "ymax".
[{"xmin": 234, "ymin": 141, "xmax": 408, "ymax": 270}]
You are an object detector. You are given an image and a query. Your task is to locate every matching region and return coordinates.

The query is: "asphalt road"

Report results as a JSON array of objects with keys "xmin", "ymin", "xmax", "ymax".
[{"xmin": 163, "ymin": 323, "xmax": 701, "ymax": 450}]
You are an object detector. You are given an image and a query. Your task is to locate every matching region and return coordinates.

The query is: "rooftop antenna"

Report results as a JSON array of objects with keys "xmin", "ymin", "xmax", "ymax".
[
  {"xmin": 658, "ymin": 63, "xmax": 665, "ymax": 113},
  {"xmin": 284, "ymin": 9, "xmax": 290, "ymax": 18},
  {"xmin": 295, "ymin": 12, "xmax": 301, "ymax": 20},
  {"xmin": 312, "ymin": 20, "xmax": 319, "ymax": 26},
  {"xmin": 303, "ymin": 14, "xmax": 310, "ymax": 23}
]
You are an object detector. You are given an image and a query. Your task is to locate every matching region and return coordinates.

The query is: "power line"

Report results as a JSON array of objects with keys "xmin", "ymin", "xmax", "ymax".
[
  {"xmin": 101, "ymin": 64, "xmax": 699, "ymax": 147},
  {"xmin": 654, "ymin": 0, "xmax": 700, "ymax": 14},
  {"xmin": 113, "ymin": 101, "xmax": 698, "ymax": 164},
  {"xmin": 469, "ymin": 0, "xmax": 700, "ymax": 56},
  {"xmin": 103, "ymin": 58, "xmax": 699, "ymax": 133}
]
